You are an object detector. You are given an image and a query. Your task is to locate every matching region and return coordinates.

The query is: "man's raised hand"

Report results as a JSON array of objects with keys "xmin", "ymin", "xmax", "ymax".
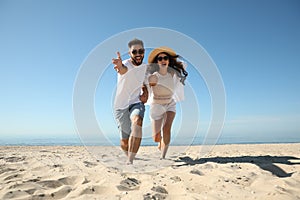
[
  {"xmin": 112, "ymin": 51, "xmax": 123, "ymax": 72},
  {"xmin": 112, "ymin": 52, "xmax": 128, "ymax": 74}
]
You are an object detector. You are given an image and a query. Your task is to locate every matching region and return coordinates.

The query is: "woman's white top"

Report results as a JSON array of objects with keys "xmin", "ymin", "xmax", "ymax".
[{"xmin": 151, "ymin": 72, "xmax": 174, "ymax": 104}]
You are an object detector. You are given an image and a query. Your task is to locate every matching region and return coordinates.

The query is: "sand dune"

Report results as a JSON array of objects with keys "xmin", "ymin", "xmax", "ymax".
[{"xmin": 0, "ymin": 143, "xmax": 300, "ymax": 199}]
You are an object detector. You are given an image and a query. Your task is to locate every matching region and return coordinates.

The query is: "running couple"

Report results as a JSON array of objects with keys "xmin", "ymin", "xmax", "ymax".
[{"xmin": 112, "ymin": 38, "xmax": 188, "ymax": 164}]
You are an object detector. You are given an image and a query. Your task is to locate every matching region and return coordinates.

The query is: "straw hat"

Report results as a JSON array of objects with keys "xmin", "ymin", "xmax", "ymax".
[{"xmin": 148, "ymin": 46, "xmax": 177, "ymax": 63}]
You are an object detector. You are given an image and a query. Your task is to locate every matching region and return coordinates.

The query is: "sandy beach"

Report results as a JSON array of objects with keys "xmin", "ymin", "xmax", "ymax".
[{"xmin": 1, "ymin": 143, "xmax": 300, "ymax": 200}]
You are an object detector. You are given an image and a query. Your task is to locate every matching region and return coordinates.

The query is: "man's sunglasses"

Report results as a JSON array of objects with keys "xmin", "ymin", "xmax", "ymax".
[
  {"xmin": 157, "ymin": 56, "xmax": 169, "ymax": 61},
  {"xmin": 131, "ymin": 49, "xmax": 145, "ymax": 55}
]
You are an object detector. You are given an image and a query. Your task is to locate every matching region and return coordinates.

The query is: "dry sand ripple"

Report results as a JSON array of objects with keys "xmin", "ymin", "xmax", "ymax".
[{"xmin": 0, "ymin": 143, "xmax": 299, "ymax": 199}]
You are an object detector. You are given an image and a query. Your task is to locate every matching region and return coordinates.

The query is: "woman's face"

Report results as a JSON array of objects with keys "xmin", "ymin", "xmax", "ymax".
[{"xmin": 156, "ymin": 53, "xmax": 169, "ymax": 67}]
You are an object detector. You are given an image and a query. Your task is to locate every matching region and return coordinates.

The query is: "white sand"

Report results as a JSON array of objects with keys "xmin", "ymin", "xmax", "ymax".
[{"xmin": 0, "ymin": 143, "xmax": 300, "ymax": 199}]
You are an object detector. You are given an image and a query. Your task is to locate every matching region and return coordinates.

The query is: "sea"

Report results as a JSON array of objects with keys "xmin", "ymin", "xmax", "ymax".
[{"xmin": 1, "ymin": 134, "xmax": 300, "ymax": 146}]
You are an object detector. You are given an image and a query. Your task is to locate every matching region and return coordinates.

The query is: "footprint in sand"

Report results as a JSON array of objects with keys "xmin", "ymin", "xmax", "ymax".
[
  {"xmin": 0, "ymin": 167, "xmax": 17, "ymax": 175},
  {"xmin": 30, "ymin": 181, "xmax": 72, "ymax": 199},
  {"xmin": 3, "ymin": 173, "xmax": 23, "ymax": 183},
  {"xmin": 83, "ymin": 161, "xmax": 98, "ymax": 168},
  {"xmin": 143, "ymin": 186, "xmax": 168, "ymax": 200},
  {"xmin": 58, "ymin": 176, "xmax": 89, "ymax": 185},
  {"xmin": 2, "ymin": 190, "xmax": 31, "ymax": 199},
  {"xmin": 190, "ymin": 169, "xmax": 204, "ymax": 176},
  {"xmin": 5, "ymin": 156, "xmax": 26, "ymax": 162},
  {"xmin": 37, "ymin": 180, "xmax": 63, "ymax": 189},
  {"xmin": 79, "ymin": 185, "xmax": 110, "ymax": 195},
  {"xmin": 117, "ymin": 177, "xmax": 141, "ymax": 191},
  {"xmin": 49, "ymin": 185, "xmax": 72, "ymax": 199},
  {"xmin": 151, "ymin": 186, "xmax": 168, "ymax": 194},
  {"xmin": 170, "ymin": 176, "xmax": 181, "ymax": 182},
  {"xmin": 143, "ymin": 192, "xmax": 167, "ymax": 200},
  {"xmin": 7, "ymin": 181, "xmax": 42, "ymax": 196}
]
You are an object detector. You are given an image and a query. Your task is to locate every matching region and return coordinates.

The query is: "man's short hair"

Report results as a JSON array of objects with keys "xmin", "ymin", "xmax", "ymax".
[{"xmin": 128, "ymin": 38, "xmax": 144, "ymax": 48}]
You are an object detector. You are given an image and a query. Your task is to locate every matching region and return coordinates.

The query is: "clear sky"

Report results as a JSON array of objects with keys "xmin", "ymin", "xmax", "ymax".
[{"xmin": 1, "ymin": 0, "xmax": 299, "ymax": 144}]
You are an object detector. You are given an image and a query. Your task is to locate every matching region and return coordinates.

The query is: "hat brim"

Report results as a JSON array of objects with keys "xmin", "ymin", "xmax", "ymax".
[{"xmin": 148, "ymin": 46, "xmax": 177, "ymax": 64}]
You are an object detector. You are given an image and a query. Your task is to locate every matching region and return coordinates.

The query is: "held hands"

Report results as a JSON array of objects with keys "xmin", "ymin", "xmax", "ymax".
[{"xmin": 139, "ymin": 84, "xmax": 148, "ymax": 104}]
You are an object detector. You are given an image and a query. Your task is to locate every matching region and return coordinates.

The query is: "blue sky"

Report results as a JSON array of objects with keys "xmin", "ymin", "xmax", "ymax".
[{"xmin": 1, "ymin": 0, "xmax": 299, "ymax": 144}]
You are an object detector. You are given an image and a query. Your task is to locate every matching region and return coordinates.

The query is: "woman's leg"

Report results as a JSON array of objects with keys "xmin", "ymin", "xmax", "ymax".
[
  {"xmin": 120, "ymin": 138, "xmax": 129, "ymax": 155},
  {"xmin": 152, "ymin": 118, "xmax": 163, "ymax": 149},
  {"xmin": 161, "ymin": 111, "xmax": 175, "ymax": 159}
]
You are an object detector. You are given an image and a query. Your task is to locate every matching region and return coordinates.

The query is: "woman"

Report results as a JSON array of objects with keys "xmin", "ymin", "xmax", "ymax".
[{"xmin": 147, "ymin": 46, "xmax": 188, "ymax": 159}]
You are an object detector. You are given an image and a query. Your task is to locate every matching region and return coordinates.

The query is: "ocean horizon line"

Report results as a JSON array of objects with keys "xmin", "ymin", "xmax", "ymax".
[{"xmin": 1, "ymin": 135, "xmax": 300, "ymax": 146}]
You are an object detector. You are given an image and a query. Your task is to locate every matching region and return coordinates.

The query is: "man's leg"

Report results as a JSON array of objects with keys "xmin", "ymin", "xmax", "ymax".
[
  {"xmin": 127, "ymin": 102, "xmax": 145, "ymax": 164},
  {"xmin": 114, "ymin": 109, "xmax": 131, "ymax": 156},
  {"xmin": 127, "ymin": 115, "xmax": 143, "ymax": 164}
]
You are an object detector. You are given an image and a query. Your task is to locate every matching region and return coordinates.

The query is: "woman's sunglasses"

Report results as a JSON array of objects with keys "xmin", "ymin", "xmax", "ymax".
[
  {"xmin": 131, "ymin": 49, "xmax": 145, "ymax": 55},
  {"xmin": 157, "ymin": 56, "xmax": 169, "ymax": 61}
]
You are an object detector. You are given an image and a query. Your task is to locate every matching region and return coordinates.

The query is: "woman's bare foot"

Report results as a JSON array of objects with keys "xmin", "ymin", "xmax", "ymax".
[
  {"xmin": 154, "ymin": 133, "xmax": 162, "ymax": 150},
  {"xmin": 157, "ymin": 140, "xmax": 162, "ymax": 150}
]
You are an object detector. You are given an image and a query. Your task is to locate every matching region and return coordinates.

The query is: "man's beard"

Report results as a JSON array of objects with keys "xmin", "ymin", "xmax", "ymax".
[{"xmin": 131, "ymin": 55, "xmax": 144, "ymax": 66}]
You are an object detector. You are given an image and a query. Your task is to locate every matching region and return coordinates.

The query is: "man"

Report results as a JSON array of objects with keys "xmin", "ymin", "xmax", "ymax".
[{"xmin": 112, "ymin": 38, "xmax": 148, "ymax": 164}]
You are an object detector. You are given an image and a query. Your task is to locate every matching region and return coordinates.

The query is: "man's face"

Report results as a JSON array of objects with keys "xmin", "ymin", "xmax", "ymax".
[{"xmin": 129, "ymin": 44, "xmax": 145, "ymax": 66}]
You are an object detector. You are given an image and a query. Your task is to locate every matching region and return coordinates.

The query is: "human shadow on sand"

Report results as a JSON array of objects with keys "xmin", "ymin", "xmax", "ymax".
[{"xmin": 175, "ymin": 155, "xmax": 300, "ymax": 178}]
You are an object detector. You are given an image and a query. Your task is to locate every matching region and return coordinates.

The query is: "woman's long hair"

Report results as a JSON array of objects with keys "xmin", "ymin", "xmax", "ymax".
[{"xmin": 147, "ymin": 53, "xmax": 188, "ymax": 85}]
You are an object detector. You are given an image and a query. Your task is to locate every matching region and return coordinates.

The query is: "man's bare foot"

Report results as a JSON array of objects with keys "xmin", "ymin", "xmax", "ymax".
[{"xmin": 126, "ymin": 160, "xmax": 133, "ymax": 165}]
